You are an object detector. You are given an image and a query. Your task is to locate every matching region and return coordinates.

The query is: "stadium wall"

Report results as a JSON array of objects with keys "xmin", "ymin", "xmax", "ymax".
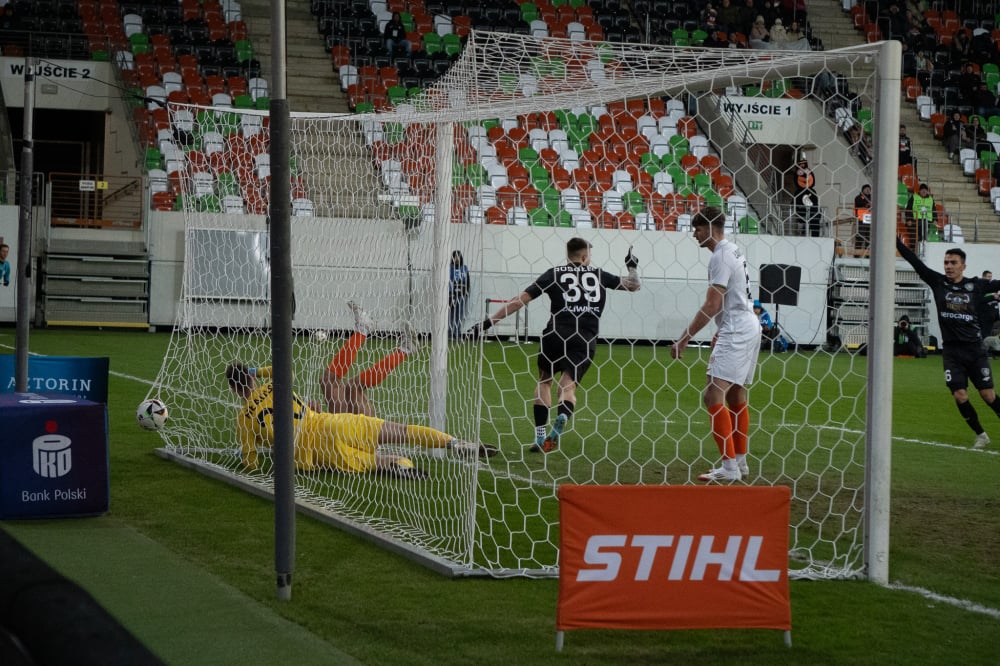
[{"xmin": 148, "ymin": 210, "xmax": 837, "ymax": 344}]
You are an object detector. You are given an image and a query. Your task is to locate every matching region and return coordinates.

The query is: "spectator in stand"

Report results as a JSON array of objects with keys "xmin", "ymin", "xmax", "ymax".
[
  {"xmin": 383, "ymin": 12, "xmax": 411, "ymax": 57},
  {"xmin": 962, "ymin": 115, "xmax": 991, "ymax": 154},
  {"xmin": 957, "ymin": 62, "xmax": 981, "ymax": 102},
  {"xmin": 913, "ymin": 49, "xmax": 934, "ymax": 88},
  {"xmin": 973, "ymin": 82, "xmax": 1000, "ymax": 120},
  {"xmin": 716, "ymin": 0, "xmax": 741, "ymax": 34},
  {"xmin": 786, "ymin": 20, "xmax": 804, "ymax": 43},
  {"xmin": 881, "ymin": 3, "xmax": 908, "ymax": 41},
  {"xmin": 738, "ymin": 0, "xmax": 758, "ymax": 35},
  {"xmin": 861, "ymin": 131, "xmax": 874, "ymax": 164},
  {"xmin": 950, "ymin": 28, "xmax": 972, "ymax": 65},
  {"xmin": 760, "ymin": 0, "xmax": 779, "ymax": 31},
  {"xmin": 854, "ymin": 184, "xmax": 872, "ymax": 252},
  {"xmin": 701, "ymin": 5, "xmax": 719, "ymax": 34},
  {"xmin": 794, "ymin": 155, "xmax": 821, "ymax": 236},
  {"xmin": 749, "ymin": 15, "xmax": 769, "ymax": 47},
  {"xmin": 943, "ymin": 110, "xmax": 964, "ymax": 160},
  {"xmin": 898, "ymin": 124, "xmax": 913, "ymax": 168},
  {"xmin": 970, "ymin": 28, "xmax": 994, "ymax": 65},
  {"xmin": 905, "ymin": 10, "xmax": 935, "ymax": 51},
  {"xmin": 907, "ymin": 183, "xmax": 936, "ymax": 244},
  {"xmin": 769, "ymin": 18, "xmax": 788, "ymax": 46}
]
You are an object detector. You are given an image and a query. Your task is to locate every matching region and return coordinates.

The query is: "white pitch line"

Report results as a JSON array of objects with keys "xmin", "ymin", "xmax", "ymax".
[{"xmin": 885, "ymin": 582, "xmax": 1000, "ymax": 620}]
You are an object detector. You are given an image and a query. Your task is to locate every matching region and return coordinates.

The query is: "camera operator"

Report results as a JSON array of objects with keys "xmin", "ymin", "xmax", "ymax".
[{"xmin": 894, "ymin": 315, "xmax": 926, "ymax": 357}]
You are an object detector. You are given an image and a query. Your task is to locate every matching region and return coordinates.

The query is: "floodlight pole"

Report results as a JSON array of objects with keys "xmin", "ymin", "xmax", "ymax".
[
  {"xmin": 269, "ymin": 0, "xmax": 295, "ymax": 601},
  {"xmin": 865, "ymin": 40, "xmax": 902, "ymax": 586},
  {"xmin": 14, "ymin": 58, "xmax": 36, "ymax": 392}
]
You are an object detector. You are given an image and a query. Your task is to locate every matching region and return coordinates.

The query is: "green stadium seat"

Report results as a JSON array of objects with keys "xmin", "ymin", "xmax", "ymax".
[
  {"xmin": 623, "ymin": 191, "xmax": 645, "ymax": 214},
  {"xmin": 384, "ymin": 122, "xmax": 405, "ymax": 144},
  {"xmin": 387, "ymin": 85, "xmax": 407, "ymax": 106},
  {"xmin": 442, "ymin": 34, "xmax": 462, "ymax": 57},
  {"xmin": 529, "ymin": 208, "xmax": 551, "ymax": 226},
  {"xmin": 554, "ymin": 210, "xmax": 574, "ymax": 227},
  {"xmin": 738, "ymin": 215, "xmax": 759, "ymax": 234},
  {"xmin": 423, "ymin": 33, "xmax": 442, "ymax": 56}
]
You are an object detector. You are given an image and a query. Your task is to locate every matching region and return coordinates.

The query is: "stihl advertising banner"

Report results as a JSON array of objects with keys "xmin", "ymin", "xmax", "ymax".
[{"xmin": 557, "ymin": 485, "xmax": 791, "ymax": 631}]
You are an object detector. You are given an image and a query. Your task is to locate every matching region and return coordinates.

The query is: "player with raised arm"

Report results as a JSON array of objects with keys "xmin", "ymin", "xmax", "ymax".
[
  {"xmin": 469, "ymin": 237, "xmax": 641, "ymax": 453},
  {"xmin": 672, "ymin": 206, "xmax": 761, "ymax": 482},
  {"xmin": 896, "ymin": 238, "xmax": 1000, "ymax": 449}
]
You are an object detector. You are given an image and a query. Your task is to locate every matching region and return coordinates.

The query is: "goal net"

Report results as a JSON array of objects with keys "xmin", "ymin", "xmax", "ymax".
[{"xmin": 150, "ymin": 31, "xmax": 889, "ymax": 579}]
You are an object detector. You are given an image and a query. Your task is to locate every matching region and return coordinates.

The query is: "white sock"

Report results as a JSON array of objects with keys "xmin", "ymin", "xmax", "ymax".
[
  {"xmin": 722, "ymin": 459, "xmax": 738, "ymax": 472},
  {"xmin": 535, "ymin": 426, "xmax": 546, "ymax": 443},
  {"xmin": 736, "ymin": 453, "xmax": 747, "ymax": 465}
]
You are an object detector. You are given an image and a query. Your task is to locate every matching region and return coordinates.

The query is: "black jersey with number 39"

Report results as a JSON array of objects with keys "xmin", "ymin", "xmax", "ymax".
[{"xmin": 525, "ymin": 263, "xmax": 624, "ymax": 341}]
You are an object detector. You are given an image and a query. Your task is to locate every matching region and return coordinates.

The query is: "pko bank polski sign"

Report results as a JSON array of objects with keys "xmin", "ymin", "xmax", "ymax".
[{"xmin": 0, "ymin": 393, "xmax": 109, "ymax": 519}]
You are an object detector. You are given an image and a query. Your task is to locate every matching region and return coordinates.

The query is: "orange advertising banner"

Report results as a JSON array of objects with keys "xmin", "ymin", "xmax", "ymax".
[{"xmin": 557, "ymin": 485, "xmax": 791, "ymax": 631}]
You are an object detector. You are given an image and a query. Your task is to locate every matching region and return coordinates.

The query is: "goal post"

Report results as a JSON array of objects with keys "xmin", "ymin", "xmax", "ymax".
[{"xmin": 149, "ymin": 32, "xmax": 896, "ymax": 579}]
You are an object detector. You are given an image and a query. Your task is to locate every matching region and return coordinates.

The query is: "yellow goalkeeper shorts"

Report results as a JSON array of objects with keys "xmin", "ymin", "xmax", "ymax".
[{"xmin": 297, "ymin": 412, "xmax": 385, "ymax": 474}]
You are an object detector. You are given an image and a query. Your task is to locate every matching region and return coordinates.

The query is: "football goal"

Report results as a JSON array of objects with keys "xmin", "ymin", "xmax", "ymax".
[{"xmin": 149, "ymin": 31, "xmax": 897, "ymax": 579}]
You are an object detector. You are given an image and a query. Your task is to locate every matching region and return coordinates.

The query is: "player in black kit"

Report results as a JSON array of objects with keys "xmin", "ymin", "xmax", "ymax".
[
  {"xmin": 470, "ymin": 238, "xmax": 641, "ymax": 453},
  {"xmin": 896, "ymin": 238, "xmax": 1000, "ymax": 448}
]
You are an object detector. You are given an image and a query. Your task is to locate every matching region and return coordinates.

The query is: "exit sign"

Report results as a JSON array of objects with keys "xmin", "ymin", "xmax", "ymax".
[{"xmin": 747, "ymin": 120, "xmax": 763, "ymax": 130}]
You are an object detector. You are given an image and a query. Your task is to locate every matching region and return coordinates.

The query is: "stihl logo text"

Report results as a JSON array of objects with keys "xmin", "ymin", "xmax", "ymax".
[{"xmin": 576, "ymin": 534, "xmax": 782, "ymax": 582}]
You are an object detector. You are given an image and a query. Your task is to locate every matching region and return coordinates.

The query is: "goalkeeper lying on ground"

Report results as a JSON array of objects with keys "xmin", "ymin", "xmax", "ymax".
[{"xmin": 225, "ymin": 302, "xmax": 496, "ymax": 478}]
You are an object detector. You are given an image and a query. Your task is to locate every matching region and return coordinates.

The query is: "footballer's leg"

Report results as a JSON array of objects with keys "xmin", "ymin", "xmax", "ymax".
[
  {"xmin": 379, "ymin": 421, "xmax": 497, "ymax": 458},
  {"xmin": 698, "ymin": 375, "xmax": 741, "ymax": 482}
]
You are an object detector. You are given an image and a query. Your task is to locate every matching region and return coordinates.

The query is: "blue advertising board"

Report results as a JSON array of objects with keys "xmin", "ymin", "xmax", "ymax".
[
  {"xmin": 0, "ymin": 393, "xmax": 109, "ymax": 519},
  {"xmin": 0, "ymin": 355, "xmax": 109, "ymax": 403}
]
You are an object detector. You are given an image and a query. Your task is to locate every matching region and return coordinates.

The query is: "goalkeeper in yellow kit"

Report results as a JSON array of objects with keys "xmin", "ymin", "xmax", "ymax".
[
  {"xmin": 226, "ymin": 302, "xmax": 496, "ymax": 478},
  {"xmin": 226, "ymin": 363, "xmax": 496, "ymax": 478}
]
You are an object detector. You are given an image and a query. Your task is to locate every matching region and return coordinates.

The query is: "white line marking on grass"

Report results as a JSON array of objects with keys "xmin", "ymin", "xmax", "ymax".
[
  {"xmin": 774, "ymin": 422, "xmax": 999, "ymax": 456},
  {"xmin": 886, "ymin": 582, "xmax": 1000, "ymax": 619}
]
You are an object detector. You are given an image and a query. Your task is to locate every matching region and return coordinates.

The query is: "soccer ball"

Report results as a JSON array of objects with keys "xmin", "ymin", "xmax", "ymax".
[
  {"xmin": 312, "ymin": 329, "xmax": 329, "ymax": 343},
  {"xmin": 136, "ymin": 398, "xmax": 168, "ymax": 431}
]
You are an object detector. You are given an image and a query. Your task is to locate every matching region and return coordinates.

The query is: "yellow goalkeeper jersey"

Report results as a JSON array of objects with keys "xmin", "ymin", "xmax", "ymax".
[{"xmin": 235, "ymin": 366, "xmax": 385, "ymax": 473}]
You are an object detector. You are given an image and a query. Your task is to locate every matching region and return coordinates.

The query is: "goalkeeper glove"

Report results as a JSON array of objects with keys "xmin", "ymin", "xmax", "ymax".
[
  {"xmin": 625, "ymin": 246, "xmax": 639, "ymax": 269},
  {"xmin": 467, "ymin": 318, "xmax": 494, "ymax": 338}
]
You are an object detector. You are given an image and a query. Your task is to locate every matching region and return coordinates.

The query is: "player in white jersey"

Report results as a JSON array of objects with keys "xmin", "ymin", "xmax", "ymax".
[{"xmin": 671, "ymin": 206, "xmax": 762, "ymax": 482}]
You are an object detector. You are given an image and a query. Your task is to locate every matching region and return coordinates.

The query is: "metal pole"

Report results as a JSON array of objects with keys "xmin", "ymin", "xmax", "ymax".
[
  {"xmin": 865, "ymin": 39, "xmax": 901, "ymax": 586},
  {"xmin": 429, "ymin": 122, "xmax": 454, "ymax": 431},
  {"xmin": 269, "ymin": 0, "xmax": 295, "ymax": 602},
  {"xmin": 14, "ymin": 58, "xmax": 36, "ymax": 393}
]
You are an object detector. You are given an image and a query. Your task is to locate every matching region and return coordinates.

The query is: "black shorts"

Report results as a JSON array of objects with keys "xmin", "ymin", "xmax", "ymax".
[
  {"xmin": 538, "ymin": 332, "xmax": 596, "ymax": 383},
  {"xmin": 943, "ymin": 343, "xmax": 994, "ymax": 392}
]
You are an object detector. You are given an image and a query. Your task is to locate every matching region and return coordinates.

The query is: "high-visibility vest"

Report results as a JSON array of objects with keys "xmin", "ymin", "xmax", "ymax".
[{"xmin": 911, "ymin": 193, "xmax": 934, "ymax": 222}]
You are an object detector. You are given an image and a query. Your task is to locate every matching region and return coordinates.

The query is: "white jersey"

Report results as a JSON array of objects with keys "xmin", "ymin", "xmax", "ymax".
[
  {"xmin": 708, "ymin": 239, "xmax": 759, "ymax": 336},
  {"xmin": 707, "ymin": 238, "xmax": 761, "ymax": 386}
]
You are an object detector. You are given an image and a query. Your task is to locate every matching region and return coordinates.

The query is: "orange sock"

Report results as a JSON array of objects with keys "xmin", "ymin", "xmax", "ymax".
[
  {"xmin": 708, "ymin": 403, "xmax": 736, "ymax": 459},
  {"xmin": 358, "ymin": 350, "xmax": 407, "ymax": 387},
  {"xmin": 328, "ymin": 332, "xmax": 365, "ymax": 378},
  {"xmin": 730, "ymin": 402, "xmax": 749, "ymax": 456}
]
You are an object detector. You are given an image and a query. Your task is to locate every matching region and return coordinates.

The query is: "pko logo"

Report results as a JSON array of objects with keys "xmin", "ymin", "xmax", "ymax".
[
  {"xmin": 32, "ymin": 420, "xmax": 72, "ymax": 478},
  {"xmin": 576, "ymin": 534, "xmax": 782, "ymax": 582}
]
